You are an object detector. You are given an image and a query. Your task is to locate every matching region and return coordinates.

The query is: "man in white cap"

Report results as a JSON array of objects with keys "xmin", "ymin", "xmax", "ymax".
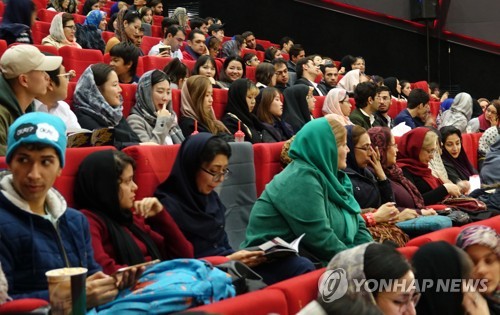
[{"xmin": 0, "ymin": 44, "xmax": 62, "ymax": 155}]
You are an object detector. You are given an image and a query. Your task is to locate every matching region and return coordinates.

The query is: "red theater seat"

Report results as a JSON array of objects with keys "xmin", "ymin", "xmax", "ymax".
[
  {"xmin": 101, "ymin": 31, "xmax": 115, "ymax": 43},
  {"xmin": 387, "ymin": 98, "xmax": 400, "ymax": 119},
  {"xmin": 461, "ymin": 132, "xmax": 481, "ymax": 169},
  {"xmin": 31, "ymin": 21, "xmax": 51, "ymax": 45},
  {"xmin": 212, "ymin": 88, "xmax": 228, "ymax": 120},
  {"xmin": 37, "ymin": 9, "xmax": 58, "ymax": 23},
  {"xmin": 34, "ymin": 44, "xmax": 58, "ymax": 55},
  {"xmin": 142, "ymin": 55, "xmax": 171, "ymax": 72},
  {"xmin": 406, "ymin": 227, "xmax": 461, "ymax": 247},
  {"xmin": 313, "ymin": 96, "xmax": 325, "ymax": 118},
  {"xmin": 72, "ymin": 14, "xmax": 86, "ymax": 24},
  {"xmin": 246, "ymin": 65, "xmax": 256, "ymax": 83},
  {"xmin": 429, "ymin": 101, "xmax": 440, "ymax": 118},
  {"xmin": 253, "ymin": 142, "xmax": 285, "ymax": 196},
  {"xmin": 141, "ymin": 35, "xmax": 160, "ymax": 56},
  {"xmin": 411, "ymin": 81, "xmax": 429, "ymax": 94},
  {"xmin": 0, "ymin": 299, "xmax": 49, "ymax": 314},
  {"xmin": 152, "ymin": 15, "xmax": 163, "ymax": 26},
  {"xmin": 256, "ymin": 50, "xmax": 265, "ymax": 63},
  {"xmin": 397, "ymin": 246, "xmax": 419, "ymax": 260},
  {"xmin": 151, "ymin": 25, "xmax": 162, "ymax": 38},
  {"xmin": 0, "ymin": 39, "xmax": 8, "ymax": 58},
  {"xmin": 171, "ymin": 89, "xmax": 181, "ymax": 116},
  {"xmin": 119, "ymin": 84, "xmax": 137, "ymax": 117},
  {"xmin": 65, "ymin": 81, "xmax": 77, "ymax": 109},
  {"xmin": 122, "ymin": 145, "xmax": 181, "ymax": 200},
  {"xmin": 59, "ymin": 46, "xmax": 103, "ymax": 81}
]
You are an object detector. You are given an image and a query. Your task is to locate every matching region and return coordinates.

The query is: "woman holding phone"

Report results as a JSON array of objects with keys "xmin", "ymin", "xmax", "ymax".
[{"xmin": 74, "ymin": 150, "xmax": 194, "ymax": 276}]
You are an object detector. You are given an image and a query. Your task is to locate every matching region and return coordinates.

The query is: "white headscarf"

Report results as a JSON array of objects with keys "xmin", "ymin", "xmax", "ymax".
[{"xmin": 48, "ymin": 12, "xmax": 80, "ymax": 47}]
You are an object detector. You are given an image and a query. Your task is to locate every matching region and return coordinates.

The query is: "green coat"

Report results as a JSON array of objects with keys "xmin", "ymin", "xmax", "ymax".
[
  {"xmin": 349, "ymin": 108, "xmax": 371, "ymax": 130},
  {"xmin": 241, "ymin": 118, "xmax": 372, "ymax": 266}
]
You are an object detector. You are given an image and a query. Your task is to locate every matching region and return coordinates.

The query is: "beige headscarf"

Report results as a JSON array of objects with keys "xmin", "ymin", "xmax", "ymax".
[
  {"xmin": 47, "ymin": 13, "xmax": 81, "ymax": 47},
  {"xmin": 322, "ymin": 88, "xmax": 353, "ymax": 126},
  {"xmin": 337, "ymin": 69, "xmax": 361, "ymax": 94}
]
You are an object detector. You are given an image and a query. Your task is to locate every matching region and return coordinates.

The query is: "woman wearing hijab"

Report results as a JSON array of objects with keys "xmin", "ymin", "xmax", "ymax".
[
  {"xmin": 75, "ymin": 10, "xmax": 107, "ymax": 52},
  {"xmin": 383, "ymin": 77, "xmax": 404, "ymax": 101},
  {"xmin": 324, "ymin": 243, "xmax": 418, "ymax": 315},
  {"xmin": 242, "ymin": 117, "xmax": 373, "ymax": 266},
  {"xmin": 478, "ymin": 126, "xmax": 500, "ymax": 170},
  {"xmin": 468, "ymin": 100, "xmax": 500, "ymax": 133},
  {"xmin": 0, "ymin": 0, "xmax": 35, "ymax": 45},
  {"xmin": 413, "ymin": 242, "xmax": 490, "ymax": 315},
  {"xmin": 47, "ymin": 0, "xmax": 77, "ymax": 13},
  {"xmin": 436, "ymin": 97, "xmax": 454, "ymax": 127},
  {"xmin": 105, "ymin": 9, "xmax": 142, "ymax": 53},
  {"xmin": 221, "ymin": 79, "xmax": 264, "ymax": 143},
  {"xmin": 337, "ymin": 69, "xmax": 363, "ymax": 95},
  {"xmin": 440, "ymin": 126, "xmax": 477, "ymax": 187},
  {"xmin": 440, "ymin": 92, "xmax": 473, "ymax": 133},
  {"xmin": 42, "ymin": 13, "xmax": 82, "ymax": 49},
  {"xmin": 255, "ymin": 87, "xmax": 294, "ymax": 142},
  {"xmin": 127, "ymin": 70, "xmax": 184, "ymax": 145},
  {"xmin": 456, "ymin": 226, "xmax": 500, "ymax": 315},
  {"xmin": 282, "ymin": 84, "xmax": 312, "ymax": 133},
  {"xmin": 481, "ymin": 137, "xmax": 500, "ymax": 185},
  {"xmin": 73, "ymin": 63, "xmax": 141, "ymax": 149},
  {"xmin": 154, "ymin": 133, "xmax": 314, "ymax": 284},
  {"xmin": 75, "ymin": 150, "xmax": 193, "ymax": 276},
  {"xmin": 396, "ymin": 127, "xmax": 461, "ymax": 205},
  {"xmin": 322, "ymin": 88, "xmax": 353, "ymax": 125}
]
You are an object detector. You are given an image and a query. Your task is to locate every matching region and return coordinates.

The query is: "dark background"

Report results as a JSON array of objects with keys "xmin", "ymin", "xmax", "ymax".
[{"xmin": 173, "ymin": 0, "xmax": 500, "ymax": 100}]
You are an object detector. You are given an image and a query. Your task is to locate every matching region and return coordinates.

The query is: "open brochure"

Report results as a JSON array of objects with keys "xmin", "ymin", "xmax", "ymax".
[
  {"xmin": 67, "ymin": 127, "xmax": 115, "ymax": 148},
  {"xmin": 258, "ymin": 233, "xmax": 305, "ymax": 260}
]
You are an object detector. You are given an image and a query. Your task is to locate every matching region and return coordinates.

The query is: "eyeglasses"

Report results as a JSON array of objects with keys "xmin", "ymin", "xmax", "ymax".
[
  {"xmin": 423, "ymin": 148, "xmax": 437, "ymax": 155},
  {"xmin": 201, "ymin": 167, "xmax": 231, "ymax": 182},
  {"xmin": 355, "ymin": 145, "xmax": 372, "ymax": 152},
  {"xmin": 63, "ymin": 25, "xmax": 76, "ymax": 31}
]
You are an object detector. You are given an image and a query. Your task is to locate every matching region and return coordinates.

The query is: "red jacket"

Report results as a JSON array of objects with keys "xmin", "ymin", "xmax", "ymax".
[{"xmin": 82, "ymin": 209, "xmax": 194, "ymax": 274}]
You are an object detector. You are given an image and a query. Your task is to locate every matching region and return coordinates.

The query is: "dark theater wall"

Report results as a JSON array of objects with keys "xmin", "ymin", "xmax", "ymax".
[{"xmin": 200, "ymin": 0, "xmax": 500, "ymax": 99}]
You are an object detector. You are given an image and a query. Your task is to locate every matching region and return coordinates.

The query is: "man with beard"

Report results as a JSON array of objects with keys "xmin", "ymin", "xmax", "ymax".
[
  {"xmin": 272, "ymin": 58, "xmax": 290, "ymax": 92},
  {"xmin": 373, "ymin": 85, "xmax": 394, "ymax": 128},
  {"xmin": 318, "ymin": 63, "xmax": 339, "ymax": 95}
]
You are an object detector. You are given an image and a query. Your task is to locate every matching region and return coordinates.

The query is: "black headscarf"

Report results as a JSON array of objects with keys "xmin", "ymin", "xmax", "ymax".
[
  {"xmin": 440, "ymin": 126, "xmax": 477, "ymax": 180},
  {"xmin": 154, "ymin": 133, "xmax": 231, "ymax": 257},
  {"xmin": 413, "ymin": 241, "xmax": 466, "ymax": 315},
  {"xmin": 282, "ymin": 85, "xmax": 312, "ymax": 133},
  {"xmin": 383, "ymin": 77, "xmax": 400, "ymax": 99},
  {"xmin": 74, "ymin": 150, "xmax": 161, "ymax": 266},
  {"xmin": 471, "ymin": 98, "xmax": 483, "ymax": 119},
  {"xmin": 225, "ymin": 79, "xmax": 263, "ymax": 131},
  {"xmin": 345, "ymin": 125, "xmax": 364, "ymax": 175}
]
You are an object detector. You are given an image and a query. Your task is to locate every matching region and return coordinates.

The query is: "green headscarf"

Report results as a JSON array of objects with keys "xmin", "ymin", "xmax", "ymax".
[{"xmin": 288, "ymin": 118, "xmax": 361, "ymax": 242}]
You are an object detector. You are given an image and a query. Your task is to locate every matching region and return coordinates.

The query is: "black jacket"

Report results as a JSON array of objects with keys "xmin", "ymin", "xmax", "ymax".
[{"xmin": 344, "ymin": 166, "xmax": 394, "ymax": 209}]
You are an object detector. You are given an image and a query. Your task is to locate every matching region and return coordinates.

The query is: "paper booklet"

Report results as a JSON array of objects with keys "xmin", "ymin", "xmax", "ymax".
[
  {"xmin": 67, "ymin": 127, "xmax": 115, "ymax": 148},
  {"xmin": 258, "ymin": 233, "xmax": 305, "ymax": 260}
]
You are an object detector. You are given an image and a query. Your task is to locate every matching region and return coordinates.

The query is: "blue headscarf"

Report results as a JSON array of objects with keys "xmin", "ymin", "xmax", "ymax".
[
  {"xmin": 84, "ymin": 10, "xmax": 106, "ymax": 27},
  {"xmin": 440, "ymin": 98, "xmax": 454, "ymax": 112}
]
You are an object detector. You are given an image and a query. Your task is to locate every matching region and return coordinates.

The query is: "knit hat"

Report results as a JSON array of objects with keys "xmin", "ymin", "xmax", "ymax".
[{"xmin": 6, "ymin": 112, "xmax": 67, "ymax": 167}]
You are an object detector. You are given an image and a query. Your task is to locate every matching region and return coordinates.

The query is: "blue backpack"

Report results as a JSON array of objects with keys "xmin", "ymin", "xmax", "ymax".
[{"xmin": 89, "ymin": 259, "xmax": 235, "ymax": 314}]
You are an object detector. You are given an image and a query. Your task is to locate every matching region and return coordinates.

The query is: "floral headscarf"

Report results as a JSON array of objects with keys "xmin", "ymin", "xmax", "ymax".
[
  {"xmin": 73, "ymin": 65, "xmax": 123, "ymax": 126},
  {"xmin": 456, "ymin": 225, "xmax": 500, "ymax": 257}
]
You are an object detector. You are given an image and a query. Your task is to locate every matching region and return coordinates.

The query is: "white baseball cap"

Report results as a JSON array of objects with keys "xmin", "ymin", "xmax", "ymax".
[{"xmin": 0, "ymin": 45, "xmax": 62, "ymax": 79}]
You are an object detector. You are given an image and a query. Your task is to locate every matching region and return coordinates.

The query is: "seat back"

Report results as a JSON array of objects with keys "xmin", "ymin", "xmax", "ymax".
[
  {"xmin": 245, "ymin": 65, "xmax": 256, "ymax": 83},
  {"xmin": 101, "ymin": 31, "xmax": 115, "ymax": 43},
  {"xmin": 406, "ymin": 227, "xmax": 461, "ymax": 247},
  {"xmin": 171, "ymin": 88, "xmax": 181, "ymax": 116},
  {"xmin": 253, "ymin": 142, "xmax": 285, "ymax": 196},
  {"xmin": 313, "ymin": 96, "xmax": 325, "ymax": 118},
  {"xmin": 34, "ymin": 44, "xmax": 58, "ymax": 55},
  {"xmin": 142, "ymin": 55, "xmax": 171, "ymax": 72},
  {"xmin": 37, "ymin": 8, "xmax": 58, "ymax": 23},
  {"xmin": 215, "ymin": 142, "xmax": 257, "ymax": 249},
  {"xmin": 72, "ymin": 14, "xmax": 86, "ymax": 24},
  {"xmin": 119, "ymin": 84, "xmax": 137, "ymax": 117},
  {"xmin": 461, "ymin": 132, "xmax": 482, "ymax": 169},
  {"xmin": 59, "ymin": 46, "xmax": 104, "ymax": 81},
  {"xmin": 0, "ymin": 39, "xmax": 8, "ymax": 58},
  {"xmin": 122, "ymin": 145, "xmax": 181, "ymax": 200},
  {"xmin": 141, "ymin": 35, "xmax": 160, "ymax": 56},
  {"xmin": 212, "ymin": 88, "xmax": 228, "ymax": 120},
  {"xmin": 31, "ymin": 21, "xmax": 51, "ymax": 45},
  {"xmin": 387, "ymin": 98, "xmax": 400, "ymax": 119},
  {"xmin": 65, "ymin": 81, "xmax": 77, "ymax": 109}
]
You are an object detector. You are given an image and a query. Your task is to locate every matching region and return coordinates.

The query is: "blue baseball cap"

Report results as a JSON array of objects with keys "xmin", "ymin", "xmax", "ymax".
[{"xmin": 6, "ymin": 112, "xmax": 67, "ymax": 167}]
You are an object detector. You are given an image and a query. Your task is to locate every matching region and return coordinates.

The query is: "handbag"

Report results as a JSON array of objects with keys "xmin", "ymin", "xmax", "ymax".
[
  {"xmin": 442, "ymin": 197, "xmax": 487, "ymax": 212},
  {"xmin": 438, "ymin": 208, "xmax": 471, "ymax": 226},
  {"xmin": 216, "ymin": 260, "xmax": 267, "ymax": 295}
]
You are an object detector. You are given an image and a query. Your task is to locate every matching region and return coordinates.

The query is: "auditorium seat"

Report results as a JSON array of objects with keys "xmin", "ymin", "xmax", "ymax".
[
  {"xmin": 171, "ymin": 89, "xmax": 181, "ymax": 116},
  {"xmin": 406, "ymin": 227, "xmax": 462, "ymax": 247},
  {"xmin": 253, "ymin": 142, "xmax": 285, "ymax": 196},
  {"xmin": 256, "ymin": 50, "xmax": 265, "ymax": 63},
  {"xmin": 72, "ymin": 14, "xmax": 86, "ymax": 24},
  {"xmin": 65, "ymin": 81, "xmax": 77, "ymax": 109},
  {"xmin": 212, "ymin": 88, "xmax": 228, "ymax": 120},
  {"xmin": 31, "ymin": 21, "xmax": 51, "ymax": 45},
  {"xmin": 281, "ymin": 53, "xmax": 289, "ymax": 61},
  {"xmin": 0, "ymin": 39, "xmax": 7, "ymax": 58},
  {"xmin": 37, "ymin": 9, "xmax": 58, "ymax": 23},
  {"xmin": 141, "ymin": 35, "xmax": 160, "ymax": 56},
  {"xmin": 461, "ymin": 132, "xmax": 481, "ymax": 169},
  {"xmin": 152, "ymin": 15, "xmax": 163, "ymax": 26},
  {"xmin": 151, "ymin": 25, "xmax": 162, "ymax": 38},
  {"xmin": 34, "ymin": 44, "xmax": 58, "ymax": 55},
  {"xmin": 411, "ymin": 81, "xmax": 429, "ymax": 93},
  {"xmin": 241, "ymin": 48, "xmax": 257, "ymax": 58},
  {"xmin": 245, "ymin": 65, "xmax": 256, "ymax": 83},
  {"xmin": 101, "ymin": 31, "xmax": 115, "ymax": 43},
  {"xmin": 313, "ymin": 96, "xmax": 325, "ymax": 118},
  {"xmin": 142, "ymin": 55, "xmax": 171, "ymax": 72},
  {"xmin": 119, "ymin": 84, "xmax": 137, "ymax": 117},
  {"xmin": 59, "ymin": 46, "xmax": 103, "ymax": 81},
  {"xmin": 122, "ymin": 145, "xmax": 181, "ymax": 200},
  {"xmin": 429, "ymin": 101, "xmax": 440, "ymax": 118},
  {"xmin": 387, "ymin": 98, "xmax": 400, "ymax": 119}
]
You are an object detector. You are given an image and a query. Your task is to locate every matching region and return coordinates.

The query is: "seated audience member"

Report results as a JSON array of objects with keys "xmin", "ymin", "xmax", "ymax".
[
  {"xmin": 478, "ymin": 98, "xmax": 491, "ymax": 112},
  {"xmin": 255, "ymin": 87, "xmax": 294, "ymax": 142},
  {"xmin": 372, "ymin": 85, "xmax": 394, "ymax": 128},
  {"xmin": 263, "ymin": 47, "xmax": 283, "ymax": 63},
  {"xmin": 337, "ymin": 69, "xmax": 366, "ymax": 95},
  {"xmin": 148, "ymin": 0, "xmax": 163, "ymax": 15},
  {"xmin": 179, "ymin": 75, "xmax": 232, "ymax": 139},
  {"xmin": 242, "ymin": 117, "xmax": 373, "ymax": 266},
  {"xmin": 47, "ymin": 0, "xmax": 77, "ymax": 13},
  {"xmin": 109, "ymin": 42, "xmax": 141, "ymax": 84},
  {"xmin": 279, "ymin": 36, "xmax": 294, "ymax": 55},
  {"xmin": 429, "ymin": 81, "xmax": 449, "ymax": 102},
  {"xmin": 127, "ymin": 70, "xmax": 184, "ymax": 144},
  {"xmin": 105, "ymin": 9, "xmax": 142, "ymax": 53},
  {"xmin": 323, "ymin": 88, "xmax": 353, "ymax": 125},
  {"xmin": 244, "ymin": 53, "xmax": 260, "ymax": 68},
  {"xmin": 397, "ymin": 127, "xmax": 461, "ymax": 205},
  {"xmin": 350, "ymin": 56, "xmax": 366, "ymax": 73},
  {"xmin": 35, "ymin": 61, "xmax": 80, "ymax": 131},
  {"xmin": 155, "ymin": 133, "xmax": 314, "ymax": 284},
  {"xmin": 294, "ymin": 56, "xmax": 322, "ymax": 96},
  {"xmin": 413, "ymin": 242, "xmax": 489, "ymax": 315},
  {"xmin": 480, "ymin": 137, "xmax": 500, "ymax": 185},
  {"xmin": 221, "ymin": 79, "xmax": 264, "ymax": 143},
  {"xmin": 218, "ymin": 56, "xmax": 246, "ymax": 89},
  {"xmin": 273, "ymin": 58, "xmax": 290, "ymax": 92},
  {"xmin": 0, "ymin": 45, "xmax": 62, "ymax": 155},
  {"xmin": 75, "ymin": 150, "xmax": 193, "ymax": 275},
  {"xmin": 338, "ymin": 55, "xmax": 355, "ymax": 75},
  {"xmin": 478, "ymin": 126, "xmax": 500, "ymax": 170},
  {"xmin": 171, "ymin": 7, "xmax": 190, "ymax": 31},
  {"xmin": 139, "ymin": 6, "xmax": 153, "ymax": 27},
  {"xmin": 467, "ymin": 100, "xmax": 499, "ymax": 133},
  {"xmin": 208, "ymin": 23, "xmax": 224, "ymax": 43},
  {"xmin": 0, "ymin": 0, "xmax": 35, "ymax": 45},
  {"xmin": 73, "ymin": 64, "xmax": 141, "ymax": 148},
  {"xmin": 132, "ymin": 26, "xmax": 145, "ymax": 50},
  {"xmin": 318, "ymin": 63, "xmax": 339, "ymax": 95},
  {"xmin": 440, "ymin": 126, "xmax": 477, "ymax": 190},
  {"xmin": 107, "ymin": 13, "xmax": 119, "ymax": 32},
  {"xmin": 436, "ymin": 97, "xmax": 454, "ymax": 127},
  {"xmin": 394, "ymin": 88, "xmax": 432, "ymax": 129},
  {"xmin": 282, "ymin": 85, "xmax": 314, "ymax": 132},
  {"xmin": 456, "ymin": 226, "xmax": 500, "ymax": 315},
  {"xmin": 42, "ymin": 13, "xmax": 82, "ymax": 49},
  {"xmin": 190, "ymin": 17, "xmax": 208, "ymax": 35},
  {"xmin": 440, "ymin": 92, "xmax": 473, "ymax": 133},
  {"xmin": 82, "ymin": 0, "xmax": 100, "ymax": 15},
  {"xmin": 349, "ymin": 81, "xmax": 378, "ymax": 130},
  {"xmin": 221, "ymin": 35, "xmax": 245, "ymax": 59},
  {"xmin": 383, "ymin": 77, "xmax": 403, "ymax": 101},
  {"xmin": 191, "ymin": 55, "xmax": 225, "ymax": 89},
  {"xmin": 324, "ymin": 243, "xmax": 417, "ymax": 314},
  {"xmin": 148, "ymin": 25, "xmax": 185, "ymax": 59},
  {"xmin": 207, "ymin": 36, "xmax": 222, "ymax": 59},
  {"xmin": 76, "ymin": 10, "xmax": 107, "ymax": 52},
  {"xmin": 426, "ymin": 127, "xmax": 457, "ymax": 187},
  {"xmin": 182, "ymin": 30, "xmax": 208, "ymax": 61},
  {"xmin": 255, "ymin": 63, "xmax": 277, "ymax": 89},
  {"xmin": 400, "ymin": 80, "xmax": 412, "ymax": 100},
  {"xmin": 286, "ymin": 44, "xmax": 305, "ymax": 74},
  {"xmin": 160, "ymin": 17, "xmax": 179, "ymax": 35},
  {"xmin": 242, "ymin": 31, "xmax": 265, "ymax": 51},
  {"xmin": 0, "ymin": 112, "xmax": 119, "ymax": 306},
  {"xmin": 163, "ymin": 58, "xmax": 189, "ymax": 90}
]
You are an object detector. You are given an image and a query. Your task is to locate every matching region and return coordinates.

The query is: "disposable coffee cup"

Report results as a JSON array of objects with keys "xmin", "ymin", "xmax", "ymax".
[{"xmin": 46, "ymin": 267, "xmax": 87, "ymax": 315}]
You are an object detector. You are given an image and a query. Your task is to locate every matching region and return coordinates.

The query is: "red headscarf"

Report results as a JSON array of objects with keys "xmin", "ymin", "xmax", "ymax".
[{"xmin": 396, "ymin": 127, "xmax": 443, "ymax": 189}]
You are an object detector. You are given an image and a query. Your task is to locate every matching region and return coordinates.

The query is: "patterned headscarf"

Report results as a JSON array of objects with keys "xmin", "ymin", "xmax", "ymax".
[
  {"xmin": 479, "ymin": 126, "xmax": 500, "ymax": 155},
  {"xmin": 73, "ymin": 65, "xmax": 123, "ymax": 126},
  {"xmin": 130, "ymin": 70, "xmax": 184, "ymax": 144},
  {"xmin": 456, "ymin": 225, "xmax": 500, "ymax": 257},
  {"xmin": 84, "ymin": 10, "xmax": 106, "ymax": 28}
]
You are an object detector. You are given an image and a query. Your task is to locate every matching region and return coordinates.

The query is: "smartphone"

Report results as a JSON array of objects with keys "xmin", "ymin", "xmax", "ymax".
[
  {"xmin": 159, "ymin": 45, "xmax": 171, "ymax": 55},
  {"xmin": 114, "ymin": 259, "xmax": 161, "ymax": 275}
]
